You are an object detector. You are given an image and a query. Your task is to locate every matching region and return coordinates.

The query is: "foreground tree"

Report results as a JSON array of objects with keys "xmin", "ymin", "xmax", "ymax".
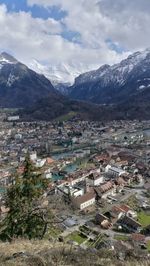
[{"xmin": 0, "ymin": 154, "xmax": 49, "ymax": 241}]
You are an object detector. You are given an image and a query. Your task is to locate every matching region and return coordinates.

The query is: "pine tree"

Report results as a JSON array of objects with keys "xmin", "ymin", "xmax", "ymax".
[{"xmin": 0, "ymin": 154, "xmax": 49, "ymax": 241}]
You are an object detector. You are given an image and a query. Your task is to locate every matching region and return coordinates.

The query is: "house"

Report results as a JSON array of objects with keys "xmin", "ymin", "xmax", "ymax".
[
  {"xmin": 110, "ymin": 204, "xmax": 137, "ymax": 221},
  {"xmin": 117, "ymin": 214, "xmax": 142, "ymax": 233},
  {"xmin": 46, "ymin": 157, "xmax": 55, "ymax": 165},
  {"xmin": 95, "ymin": 213, "xmax": 111, "ymax": 229},
  {"xmin": 72, "ymin": 191, "xmax": 95, "ymax": 210}
]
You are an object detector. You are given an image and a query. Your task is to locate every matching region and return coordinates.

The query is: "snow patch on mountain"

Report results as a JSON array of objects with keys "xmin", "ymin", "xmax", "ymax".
[
  {"xmin": 29, "ymin": 59, "xmax": 99, "ymax": 86},
  {"xmin": 69, "ymin": 48, "xmax": 150, "ymax": 104},
  {"xmin": 0, "ymin": 52, "xmax": 18, "ymax": 73},
  {"xmin": 6, "ymin": 73, "xmax": 19, "ymax": 87},
  {"xmin": 74, "ymin": 49, "xmax": 150, "ymax": 88},
  {"xmin": 102, "ymin": 49, "xmax": 150, "ymax": 86},
  {"xmin": 0, "ymin": 52, "xmax": 18, "ymax": 64}
]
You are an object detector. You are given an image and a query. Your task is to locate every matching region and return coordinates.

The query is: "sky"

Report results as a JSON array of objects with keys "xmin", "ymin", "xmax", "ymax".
[{"xmin": 0, "ymin": 0, "xmax": 150, "ymax": 78}]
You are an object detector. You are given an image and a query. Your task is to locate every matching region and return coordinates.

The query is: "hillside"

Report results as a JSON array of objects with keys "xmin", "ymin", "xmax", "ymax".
[
  {"xmin": 19, "ymin": 95, "xmax": 106, "ymax": 121},
  {"xmin": 0, "ymin": 52, "xmax": 56, "ymax": 108},
  {"xmin": 69, "ymin": 49, "xmax": 150, "ymax": 106},
  {"xmin": 0, "ymin": 239, "xmax": 149, "ymax": 266},
  {"xmin": 20, "ymin": 92, "xmax": 150, "ymax": 122}
]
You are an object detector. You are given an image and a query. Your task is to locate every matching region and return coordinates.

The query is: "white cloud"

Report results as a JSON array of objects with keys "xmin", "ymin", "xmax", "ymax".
[
  {"xmin": 2, "ymin": 0, "xmax": 150, "ymax": 82},
  {"xmin": 27, "ymin": 0, "xmax": 150, "ymax": 51},
  {"xmin": 0, "ymin": 4, "xmax": 62, "ymax": 62},
  {"xmin": 0, "ymin": 3, "xmax": 129, "ymax": 77}
]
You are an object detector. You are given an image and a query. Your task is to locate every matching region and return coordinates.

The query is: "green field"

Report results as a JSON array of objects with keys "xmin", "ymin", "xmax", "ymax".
[
  {"xmin": 114, "ymin": 234, "xmax": 129, "ymax": 241},
  {"xmin": 147, "ymin": 240, "xmax": 150, "ymax": 251},
  {"xmin": 66, "ymin": 231, "xmax": 87, "ymax": 244},
  {"xmin": 137, "ymin": 212, "xmax": 150, "ymax": 227},
  {"xmin": 56, "ymin": 111, "xmax": 77, "ymax": 122}
]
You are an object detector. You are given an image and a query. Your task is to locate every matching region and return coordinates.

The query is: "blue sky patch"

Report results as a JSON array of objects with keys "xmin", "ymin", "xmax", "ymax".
[
  {"xmin": 2, "ymin": 0, "xmax": 67, "ymax": 20},
  {"xmin": 106, "ymin": 38, "xmax": 127, "ymax": 54}
]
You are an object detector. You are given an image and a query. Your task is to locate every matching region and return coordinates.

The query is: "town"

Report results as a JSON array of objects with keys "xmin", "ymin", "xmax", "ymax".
[{"xmin": 0, "ymin": 110, "xmax": 150, "ymax": 260}]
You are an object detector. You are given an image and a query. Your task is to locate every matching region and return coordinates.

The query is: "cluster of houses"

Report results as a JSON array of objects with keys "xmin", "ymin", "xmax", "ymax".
[
  {"xmin": 96, "ymin": 204, "xmax": 141, "ymax": 232},
  {"xmin": 0, "ymin": 113, "xmax": 150, "ymax": 244}
]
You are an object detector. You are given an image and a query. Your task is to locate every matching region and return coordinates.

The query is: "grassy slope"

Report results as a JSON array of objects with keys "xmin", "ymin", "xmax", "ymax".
[
  {"xmin": 137, "ymin": 212, "xmax": 150, "ymax": 227},
  {"xmin": 0, "ymin": 240, "xmax": 149, "ymax": 266}
]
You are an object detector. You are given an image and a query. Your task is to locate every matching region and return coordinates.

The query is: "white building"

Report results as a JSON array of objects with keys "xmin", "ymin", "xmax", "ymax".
[
  {"xmin": 57, "ymin": 184, "xmax": 84, "ymax": 198},
  {"xmin": 36, "ymin": 159, "xmax": 46, "ymax": 168},
  {"xmin": 87, "ymin": 173, "xmax": 104, "ymax": 186},
  {"xmin": 7, "ymin": 115, "xmax": 20, "ymax": 121},
  {"xmin": 44, "ymin": 168, "xmax": 52, "ymax": 179},
  {"xmin": 30, "ymin": 152, "xmax": 37, "ymax": 162},
  {"xmin": 105, "ymin": 165, "xmax": 126, "ymax": 177}
]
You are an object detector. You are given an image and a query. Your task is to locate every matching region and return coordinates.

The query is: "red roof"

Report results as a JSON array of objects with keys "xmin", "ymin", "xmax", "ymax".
[
  {"xmin": 120, "ymin": 204, "xmax": 131, "ymax": 212},
  {"xmin": 46, "ymin": 158, "xmax": 55, "ymax": 164},
  {"xmin": 111, "ymin": 204, "xmax": 131, "ymax": 215},
  {"xmin": 100, "ymin": 181, "xmax": 113, "ymax": 193},
  {"xmin": 112, "ymin": 206, "xmax": 123, "ymax": 214}
]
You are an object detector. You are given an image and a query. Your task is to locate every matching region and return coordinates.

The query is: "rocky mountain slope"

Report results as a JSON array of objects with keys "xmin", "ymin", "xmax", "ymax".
[
  {"xmin": 69, "ymin": 49, "xmax": 150, "ymax": 105},
  {"xmin": 0, "ymin": 52, "xmax": 56, "ymax": 108}
]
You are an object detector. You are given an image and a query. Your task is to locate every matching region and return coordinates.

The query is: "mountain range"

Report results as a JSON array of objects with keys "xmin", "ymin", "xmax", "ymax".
[
  {"xmin": 29, "ymin": 60, "xmax": 96, "ymax": 91},
  {"xmin": 0, "ymin": 52, "xmax": 103, "ymax": 120},
  {"xmin": 69, "ymin": 49, "xmax": 150, "ymax": 105},
  {"xmin": 0, "ymin": 50, "xmax": 150, "ymax": 121}
]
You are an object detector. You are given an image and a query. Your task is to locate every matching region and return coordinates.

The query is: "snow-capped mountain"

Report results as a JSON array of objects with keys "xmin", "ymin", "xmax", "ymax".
[
  {"xmin": 0, "ymin": 52, "xmax": 106, "ymax": 121},
  {"xmin": 0, "ymin": 52, "xmax": 18, "ymax": 65},
  {"xmin": 69, "ymin": 49, "xmax": 150, "ymax": 104},
  {"xmin": 29, "ymin": 60, "xmax": 73, "ymax": 85},
  {"xmin": 29, "ymin": 60, "xmax": 98, "ymax": 90},
  {"xmin": 0, "ymin": 52, "xmax": 56, "ymax": 108}
]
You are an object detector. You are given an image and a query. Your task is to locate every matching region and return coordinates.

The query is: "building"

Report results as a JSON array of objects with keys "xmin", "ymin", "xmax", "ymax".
[
  {"xmin": 87, "ymin": 173, "xmax": 104, "ymax": 186},
  {"xmin": 7, "ymin": 115, "xmax": 20, "ymax": 121},
  {"xmin": 30, "ymin": 152, "xmax": 37, "ymax": 161},
  {"xmin": 95, "ymin": 213, "xmax": 111, "ymax": 229},
  {"xmin": 105, "ymin": 165, "xmax": 126, "ymax": 177},
  {"xmin": 57, "ymin": 184, "xmax": 84, "ymax": 198},
  {"xmin": 72, "ymin": 192, "xmax": 95, "ymax": 210},
  {"xmin": 117, "ymin": 214, "xmax": 142, "ymax": 233}
]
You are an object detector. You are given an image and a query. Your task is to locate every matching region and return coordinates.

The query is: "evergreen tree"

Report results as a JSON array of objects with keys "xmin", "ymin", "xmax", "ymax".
[{"xmin": 0, "ymin": 154, "xmax": 49, "ymax": 241}]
